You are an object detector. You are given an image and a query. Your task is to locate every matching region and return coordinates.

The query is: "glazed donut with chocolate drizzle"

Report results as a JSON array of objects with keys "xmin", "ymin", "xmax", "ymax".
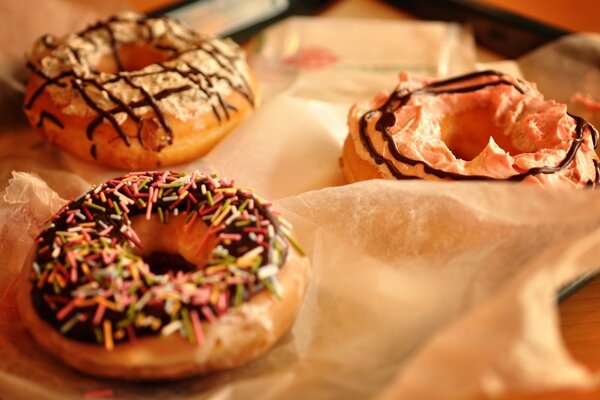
[
  {"xmin": 17, "ymin": 171, "xmax": 310, "ymax": 380},
  {"xmin": 341, "ymin": 70, "xmax": 600, "ymax": 188},
  {"xmin": 24, "ymin": 12, "xmax": 258, "ymax": 169}
]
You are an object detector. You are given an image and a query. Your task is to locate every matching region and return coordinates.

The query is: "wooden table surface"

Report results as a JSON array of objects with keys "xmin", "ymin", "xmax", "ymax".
[{"xmin": 133, "ymin": 0, "xmax": 600, "ymax": 398}]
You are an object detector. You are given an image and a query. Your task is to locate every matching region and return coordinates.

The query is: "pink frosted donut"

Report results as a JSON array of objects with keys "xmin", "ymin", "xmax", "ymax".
[{"xmin": 341, "ymin": 70, "xmax": 599, "ymax": 188}]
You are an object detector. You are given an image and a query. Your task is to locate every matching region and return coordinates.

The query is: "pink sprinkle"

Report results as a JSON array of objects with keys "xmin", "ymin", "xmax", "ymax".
[
  {"xmin": 190, "ymin": 171, "xmax": 197, "ymax": 188},
  {"xmin": 188, "ymin": 192, "xmax": 198, "ymax": 204},
  {"xmin": 81, "ymin": 205, "xmax": 93, "ymax": 220},
  {"xmin": 201, "ymin": 306, "xmax": 217, "ymax": 323},
  {"xmin": 152, "ymin": 187, "xmax": 158, "ymax": 203},
  {"xmin": 66, "ymin": 213, "xmax": 75, "ymax": 224},
  {"xmin": 92, "ymin": 303, "xmax": 106, "ymax": 325},
  {"xmin": 192, "ymin": 287, "xmax": 211, "ymax": 305},
  {"xmin": 56, "ymin": 299, "xmax": 77, "ymax": 321},
  {"xmin": 179, "ymin": 182, "xmax": 192, "ymax": 195},
  {"xmin": 207, "ymin": 176, "xmax": 219, "ymax": 189},
  {"xmin": 70, "ymin": 262, "xmax": 78, "ymax": 283},
  {"xmin": 107, "ymin": 198, "xmax": 114, "ymax": 209},
  {"xmin": 99, "ymin": 225, "xmax": 114, "ymax": 236},
  {"xmin": 84, "ymin": 389, "xmax": 114, "ymax": 399},
  {"xmin": 168, "ymin": 197, "xmax": 183, "ymax": 210},
  {"xmin": 119, "ymin": 201, "xmax": 130, "ymax": 214},
  {"xmin": 125, "ymin": 230, "xmax": 143, "ymax": 249},
  {"xmin": 219, "ymin": 233, "xmax": 242, "ymax": 241},
  {"xmin": 122, "ymin": 185, "xmax": 134, "ymax": 199},
  {"xmin": 216, "ymin": 292, "xmax": 228, "ymax": 316},
  {"xmin": 190, "ymin": 310, "xmax": 204, "ymax": 346},
  {"xmin": 184, "ymin": 213, "xmax": 198, "ymax": 232},
  {"xmin": 212, "ymin": 192, "xmax": 224, "ymax": 204},
  {"xmin": 126, "ymin": 324, "xmax": 137, "ymax": 344},
  {"xmin": 146, "ymin": 197, "xmax": 153, "ymax": 220},
  {"xmin": 243, "ymin": 227, "xmax": 267, "ymax": 234}
]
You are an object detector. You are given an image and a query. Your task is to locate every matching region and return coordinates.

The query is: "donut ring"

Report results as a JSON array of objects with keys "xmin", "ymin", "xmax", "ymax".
[
  {"xmin": 23, "ymin": 12, "xmax": 258, "ymax": 169},
  {"xmin": 17, "ymin": 171, "xmax": 310, "ymax": 380},
  {"xmin": 341, "ymin": 70, "xmax": 600, "ymax": 188}
]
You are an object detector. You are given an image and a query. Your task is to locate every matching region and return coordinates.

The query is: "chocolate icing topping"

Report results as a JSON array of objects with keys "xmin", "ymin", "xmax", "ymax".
[
  {"xmin": 30, "ymin": 172, "xmax": 292, "ymax": 346},
  {"xmin": 359, "ymin": 70, "xmax": 600, "ymax": 185}
]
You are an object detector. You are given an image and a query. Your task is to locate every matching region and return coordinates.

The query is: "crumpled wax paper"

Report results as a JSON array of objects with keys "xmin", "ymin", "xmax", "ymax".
[{"xmin": 2, "ymin": 8, "xmax": 600, "ymax": 400}]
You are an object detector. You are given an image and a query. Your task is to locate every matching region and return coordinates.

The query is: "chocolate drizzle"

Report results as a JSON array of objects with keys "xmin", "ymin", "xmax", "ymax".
[
  {"xmin": 37, "ymin": 111, "xmax": 64, "ymax": 129},
  {"xmin": 359, "ymin": 70, "xmax": 600, "ymax": 185},
  {"xmin": 25, "ymin": 13, "xmax": 255, "ymax": 157}
]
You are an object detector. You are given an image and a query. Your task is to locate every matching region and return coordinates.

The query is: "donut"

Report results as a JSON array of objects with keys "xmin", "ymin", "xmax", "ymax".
[
  {"xmin": 23, "ymin": 12, "xmax": 258, "ymax": 169},
  {"xmin": 17, "ymin": 171, "xmax": 310, "ymax": 380},
  {"xmin": 341, "ymin": 70, "xmax": 600, "ymax": 188}
]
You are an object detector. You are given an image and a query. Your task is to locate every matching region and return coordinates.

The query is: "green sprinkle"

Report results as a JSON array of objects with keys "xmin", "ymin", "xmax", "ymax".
[
  {"xmin": 234, "ymin": 284, "xmax": 245, "ymax": 307},
  {"xmin": 137, "ymin": 198, "xmax": 147, "ymax": 208},
  {"xmin": 181, "ymin": 308, "xmax": 195, "ymax": 344},
  {"xmin": 84, "ymin": 201, "xmax": 106, "ymax": 212},
  {"xmin": 238, "ymin": 199, "xmax": 250, "ymax": 213},
  {"xmin": 116, "ymin": 318, "xmax": 132, "ymax": 329},
  {"xmin": 158, "ymin": 187, "xmax": 164, "ymax": 199},
  {"xmin": 207, "ymin": 191, "xmax": 214, "ymax": 206},
  {"xmin": 138, "ymin": 178, "xmax": 150, "ymax": 190},
  {"xmin": 161, "ymin": 181, "xmax": 185, "ymax": 188},
  {"xmin": 251, "ymin": 255, "xmax": 263, "ymax": 272},
  {"xmin": 158, "ymin": 207, "xmax": 164, "ymax": 224},
  {"xmin": 94, "ymin": 326, "xmax": 104, "ymax": 344},
  {"xmin": 284, "ymin": 232, "xmax": 306, "ymax": 256},
  {"xmin": 234, "ymin": 220, "xmax": 252, "ymax": 227},
  {"xmin": 113, "ymin": 201, "xmax": 121, "ymax": 215},
  {"xmin": 262, "ymin": 278, "xmax": 281, "ymax": 299},
  {"xmin": 60, "ymin": 315, "xmax": 79, "ymax": 334}
]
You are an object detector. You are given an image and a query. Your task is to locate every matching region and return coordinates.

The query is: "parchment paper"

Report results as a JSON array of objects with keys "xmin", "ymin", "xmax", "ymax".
[{"xmin": 2, "ymin": 5, "xmax": 600, "ymax": 400}]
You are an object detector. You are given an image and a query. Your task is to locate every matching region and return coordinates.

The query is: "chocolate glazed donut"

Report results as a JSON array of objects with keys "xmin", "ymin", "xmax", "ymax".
[{"xmin": 17, "ymin": 171, "xmax": 310, "ymax": 380}]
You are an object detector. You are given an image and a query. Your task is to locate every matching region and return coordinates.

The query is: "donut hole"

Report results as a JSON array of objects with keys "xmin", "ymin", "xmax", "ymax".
[
  {"xmin": 129, "ymin": 214, "xmax": 218, "ymax": 273},
  {"xmin": 96, "ymin": 43, "xmax": 171, "ymax": 73},
  {"xmin": 143, "ymin": 252, "xmax": 197, "ymax": 275},
  {"xmin": 440, "ymin": 107, "xmax": 522, "ymax": 161}
]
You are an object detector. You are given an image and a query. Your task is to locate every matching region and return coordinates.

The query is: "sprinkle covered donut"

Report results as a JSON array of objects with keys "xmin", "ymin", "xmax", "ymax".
[
  {"xmin": 17, "ymin": 171, "xmax": 310, "ymax": 380},
  {"xmin": 341, "ymin": 70, "xmax": 600, "ymax": 188},
  {"xmin": 23, "ymin": 12, "xmax": 258, "ymax": 169}
]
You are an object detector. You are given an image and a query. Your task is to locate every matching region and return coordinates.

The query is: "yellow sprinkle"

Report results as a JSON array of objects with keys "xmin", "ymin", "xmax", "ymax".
[
  {"xmin": 156, "ymin": 291, "xmax": 177, "ymax": 300},
  {"xmin": 75, "ymin": 298, "xmax": 97, "ymax": 308},
  {"xmin": 80, "ymin": 222, "xmax": 96, "ymax": 228},
  {"xmin": 37, "ymin": 269, "xmax": 49, "ymax": 288},
  {"xmin": 210, "ymin": 285, "xmax": 221, "ymax": 304},
  {"xmin": 103, "ymin": 319, "xmax": 114, "ymax": 351},
  {"xmin": 205, "ymin": 264, "xmax": 227, "ymax": 275},
  {"xmin": 94, "ymin": 297, "xmax": 120, "ymax": 311},
  {"xmin": 114, "ymin": 329, "xmax": 125, "ymax": 340},
  {"xmin": 129, "ymin": 263, "xmax": 140, "ymax": 281},
  {"xmin": 179, "ymin": 190, "xmax": 189, "ymax": 200},
  {"xmin": 100, "ymin": 192, "xmax": 107, "ymax": 203},
  {"xmin": 236, "ymin": 246, "xmax": 264, "ymax": 268},
  {"xmin": 81, "ymin": 263, "xmax": 90, "ymax": 275},
  {"xmin": 211, "ymin": 205, "xmax": 231, "ymax": 226},
  {"xmin": 214, "ymin": 188, "xmax": 237, "ymax": 194}
]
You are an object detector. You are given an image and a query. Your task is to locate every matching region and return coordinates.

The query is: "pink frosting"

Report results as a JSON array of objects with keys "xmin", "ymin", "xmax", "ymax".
[{"xmin": 350, "ymin": 71, "xmax": 599, "ymax": 188}]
